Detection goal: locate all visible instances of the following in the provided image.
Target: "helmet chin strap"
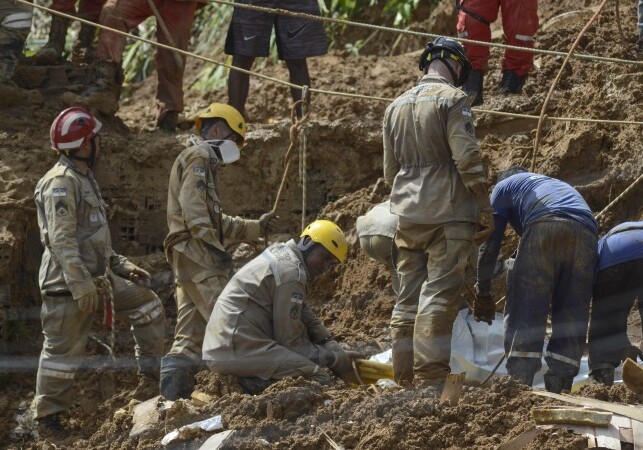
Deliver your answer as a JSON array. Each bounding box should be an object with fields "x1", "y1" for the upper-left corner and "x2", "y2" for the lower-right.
[
  {"x1": 69, "y1": 137, "x2": 97, "y2": 167},
  {"x1": 442, "y1": 59, "x2": 464, "y2": 87}
]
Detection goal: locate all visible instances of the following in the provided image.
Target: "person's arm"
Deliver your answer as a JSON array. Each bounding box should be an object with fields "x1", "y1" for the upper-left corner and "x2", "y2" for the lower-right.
[
  {"x1": 476, "y1": 213, "x2": 509, "y2": 295},
  {"x1": 42, "y1": 177, "x2": 95, "y2": 299},
  {"x1": 300, "y1": 302, "x2": 332, "y2": 344},
  {"x1": 382, "y1": 107, "x2": 400, "y2": 187},
  {"x1": 176, "y1": 153, "x2": 225, "y2": 249},
  {"x1": 272, "y1": 281, "x2": 332, "y2": 366},
  {"x1": 446, "y1": 96, "x2": 487, "y2": 196}
]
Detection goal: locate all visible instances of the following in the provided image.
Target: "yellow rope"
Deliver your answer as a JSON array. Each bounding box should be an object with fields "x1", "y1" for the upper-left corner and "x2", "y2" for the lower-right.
[
  {"x1": 19, "y1": 0, "x2": 643, "y2": 127},
  {"x1": 207, "y1": 0, "x2": 643, "y2": 67}
]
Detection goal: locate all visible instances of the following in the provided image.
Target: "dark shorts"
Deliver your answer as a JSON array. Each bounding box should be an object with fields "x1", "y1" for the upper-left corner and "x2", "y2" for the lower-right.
[{"x1": 224, "y1": 0, "x2": 328, "y2": 60}]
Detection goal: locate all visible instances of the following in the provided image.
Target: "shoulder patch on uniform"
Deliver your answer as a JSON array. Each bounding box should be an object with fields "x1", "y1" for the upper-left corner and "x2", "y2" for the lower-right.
[
  {"x1": 461, "y1": 106, "x2": 472, "y2": 117},
  {"x1": 52, "y1": 187, "x2": 67, "y2": 197},
  {"x1": 465, "y1": 122, "x2": 474, "y2": 136},
  {"x1": 192, "y1": 166, "x2": 206, "y2": 177},
  {"x1": 290, "y1": 292, "x2": 303, "y2": 320},
  {"x1": 55, "y1": 201, "x2": 69, "y2": 216},
  {"x1": 196, "y1": 179, "x2": 207, "y2": 192}
]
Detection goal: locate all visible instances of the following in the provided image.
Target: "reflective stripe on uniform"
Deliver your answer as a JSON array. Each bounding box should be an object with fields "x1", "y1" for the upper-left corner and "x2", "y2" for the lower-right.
[
  {"x1": 545, "y1": 351, "x2": 580, "y2": 368},
  {"x1": 40, "y1": 360, "x2": 77, "y2": 379},
  {"x1": 509, "y1": 350, "x2": 542, "y2": 359},
  {"x1": 39, "y1": 368, "x2": 76, "y2": 379},
  {"x1": 515, "y1": 34, "x2": 534, "y2": 42},
  {"x1": 188, "y1": 217, "x2": 212, "y2": 228},
  {"x1": 419, "y1": 296, "x2": 449, "y2": 312},
  {"x1": 392, "y1": 311, "x2": 418, "y2": 321},
  {"x1": 2, "y1": 12, "x2": 33, "y2": 29},
  {"x1": 458, "y1": 31, "x2": 469, "y2": 38},
  {"x1": 129, "y1": 299, "x2": 163, "y2": 327}
]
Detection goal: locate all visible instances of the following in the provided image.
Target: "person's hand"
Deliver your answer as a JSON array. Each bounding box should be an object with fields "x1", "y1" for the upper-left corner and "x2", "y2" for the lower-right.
[
  {"x1": 259, "y1": 211, "x2": 279, "y2": 234},
  {"x1": 329, "y1": 349, "x2": 364, "y2": 384},
  {"x1": 473, "y1": 291, "x2": 495, "y2": 325},
  {"x1": 130, "y1": 266, "x2": 151, "y2": 288},
  {"x1": 77, "y1": 289, "x2": 99, "y2": 313}
]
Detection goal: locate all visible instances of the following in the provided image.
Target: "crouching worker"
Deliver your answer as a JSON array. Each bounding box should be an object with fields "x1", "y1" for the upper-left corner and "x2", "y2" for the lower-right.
[{"x1": 202, "y1": 220, "x2": 361, "y2": 394}]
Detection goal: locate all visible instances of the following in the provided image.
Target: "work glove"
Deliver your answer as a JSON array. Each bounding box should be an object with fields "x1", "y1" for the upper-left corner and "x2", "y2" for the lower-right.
[
  {"x1": 258, "y1": 211, "x2": 279, "y2": 234},
  {"x1": 474, "y1": 205, "x2": 495, "y2": 246},
  {"x1": 329, "y1": 349, "x2": 364, "y2": 385},
  {"x1": 77, "y1": 288, "x2": 99, "y2": 313},
  {"x1": 473, "y1": 288, "x2": 495, "y2": 325},
  {"x1": 129, "y1": 265, "x2": 152, "y2": 288}
]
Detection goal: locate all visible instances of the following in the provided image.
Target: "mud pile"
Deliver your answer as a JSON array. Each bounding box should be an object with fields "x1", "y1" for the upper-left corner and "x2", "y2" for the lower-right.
[{"x1": 1, "y1": 0, "x2": 643, "y2": 448}]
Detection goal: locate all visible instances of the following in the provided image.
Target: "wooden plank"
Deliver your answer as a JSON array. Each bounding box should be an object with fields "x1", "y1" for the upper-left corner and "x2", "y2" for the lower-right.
[
  {"x1": 621, "y1": 428, "x2": 634, "y2": 443},
  {"x1": 595, "y1": 421, "x2": 622, "y2": 450},
  {"x1": 440, "y1": 372, "x2": 466, "y2": 405},
  {"x1": 633, "y1": 420, "x2": 643, "y2": 450},
  {"x1": 623, "y1": 358, "x2": 643, "y2": 394},
  {"x1": 497, "y1": 425, "x2": 545, "y2": 450},
  {"x1": 531, "y1": 391, "x2": 643, "y2": 422},
  {"x1": 532, "y1": 407, "x2": 611, "y2": 427}
]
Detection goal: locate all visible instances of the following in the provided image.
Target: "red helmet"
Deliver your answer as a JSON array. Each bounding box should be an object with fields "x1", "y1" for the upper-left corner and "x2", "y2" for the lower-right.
[{"x1": 50, "y1": 107, "x2": 102, "y2": 153}]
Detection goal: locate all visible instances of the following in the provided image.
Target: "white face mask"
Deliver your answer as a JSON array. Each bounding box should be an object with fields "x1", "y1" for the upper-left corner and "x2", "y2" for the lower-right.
[{"x1": 203, "y1": 139, "x2": 240, "y2": 165}]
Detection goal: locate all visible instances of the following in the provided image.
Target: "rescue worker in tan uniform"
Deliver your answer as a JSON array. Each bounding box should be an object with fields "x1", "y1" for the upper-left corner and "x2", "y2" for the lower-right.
[
  {"x1": 383, "y1": 37, "x2": 493, "y2": 385},
  {"x1": 160, "y1": 103, "x2": 278, "y2": 400},
  {"x1": 33, "y1": 107, "x2": 165, "y2": 431},
  {"x1": 202, "y1": 220, "x2": 361, "y2": 394}
]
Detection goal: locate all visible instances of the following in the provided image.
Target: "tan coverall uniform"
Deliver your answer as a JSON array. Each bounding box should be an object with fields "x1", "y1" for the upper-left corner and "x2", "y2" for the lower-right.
[
  {"x1": 162, "y1": 137, "x2": 261, "y2": 394},
  {"x1": 356, "y1": 200, "x2": 400, "y2": 294},
  {"x1": 33, "y1": 156, "x2": 165, "y2": 419},
  {"x1": 383, "y1": 74, "x2": 489, "y2": 381},
  {"x1": 202, "y1": 240, "x2": 334, "y2": 384}
]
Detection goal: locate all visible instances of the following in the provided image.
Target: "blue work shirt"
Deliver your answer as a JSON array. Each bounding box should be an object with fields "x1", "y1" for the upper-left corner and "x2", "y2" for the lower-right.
[
  {"x1": 596, "y1": 222, "x2": 643, "y2": 272},
  {"x1": 477, "y1": 173, "x2": 597, "y2": 294}
]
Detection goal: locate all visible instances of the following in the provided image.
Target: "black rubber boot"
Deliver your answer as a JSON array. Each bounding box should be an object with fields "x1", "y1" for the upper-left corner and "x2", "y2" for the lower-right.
[
  {"x1": 544, "y1": 373, "x2": 574, "y2": 393},
  {"x1": 38, "y1": 412, "x2": 63, "y2": 437},
  {"x1": 589, "y1": 367, "x2": 615, "y2": 386},
  {"x1": 462, "y1": 69, "x2": 484, "y2": 106},
  {"x1": 507, "y1": 358, "x2": 537, "y2": 386},
  {"x1": 159, "y1": 355, "x2": 196, "y2": 400},
  {"x1": 499, "y1": 70, "x2": 527, "y2": 94},
  {"x1": 237, "y1": 377, "x2": 272, "y2": 395}
]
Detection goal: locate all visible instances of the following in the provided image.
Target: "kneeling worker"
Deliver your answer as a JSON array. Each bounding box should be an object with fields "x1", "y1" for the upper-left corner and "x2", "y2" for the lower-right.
[{"x1": 202, "y1": 220, "x2": 360, "y2": 393}]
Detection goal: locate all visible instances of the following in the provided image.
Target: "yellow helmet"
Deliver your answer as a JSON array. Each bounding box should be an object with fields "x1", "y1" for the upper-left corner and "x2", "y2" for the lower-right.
[
  {"x1": 194, "y1": 103, "x2": 246, "y2": 143},
  {"x1": 300, "y1": 219, "x2": 348, "y2": 263}
]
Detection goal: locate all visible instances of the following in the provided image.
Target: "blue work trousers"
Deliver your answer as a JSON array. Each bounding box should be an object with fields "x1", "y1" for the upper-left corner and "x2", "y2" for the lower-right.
[{"x1": 505, "y1": 218, "x2": 597, "y2": 380}]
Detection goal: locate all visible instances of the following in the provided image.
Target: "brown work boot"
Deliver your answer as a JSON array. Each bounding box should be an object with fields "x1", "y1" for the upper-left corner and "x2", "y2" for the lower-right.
[
  {"x1": 33, "y1": 16, "x2": 70, "y2": 65},
  {"x1": 71, "y1": 23, "x2": 97, "y2": 64},
  {"x1": 391, "y1": 328, "x2": 414, "y2": 387}
]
